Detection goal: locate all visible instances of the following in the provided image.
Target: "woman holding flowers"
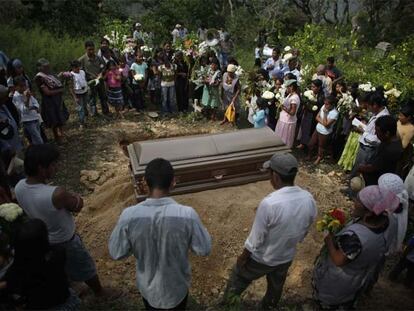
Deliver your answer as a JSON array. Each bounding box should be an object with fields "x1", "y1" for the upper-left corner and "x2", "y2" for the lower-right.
[
  {"x1": 297, "y1": 79, "x2": 324, "y2": 150},
  {"x1": 307, "y1": 96, "x2": 339, "y2": 165},
  {"x1": 201, "y1": 59, "x2": 221, "y2": 121},
  {"x1": 313, "y1": 185, "x2": 399, "y2": 309},
  {"x1": 275, "y1": 79, "x2": 300, "y2": 148}
]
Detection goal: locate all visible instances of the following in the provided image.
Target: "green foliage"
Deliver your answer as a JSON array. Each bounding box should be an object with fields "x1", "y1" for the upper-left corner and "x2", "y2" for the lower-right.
[
  {"x1": 140, "y1": 0, "x2": 215, "y2": 45},
  {"x1": 20, "y1": 0, "x2": 102, "y2": 36},
  {"x1": 100, "y1": 17, "x2": 133, "y2": 51},
  {"x1": 284, "y1": 25, "x2": 414, "y2": 105},
  {"x1": 0, "y1": 25, "x2": 85, "y2": 77}
]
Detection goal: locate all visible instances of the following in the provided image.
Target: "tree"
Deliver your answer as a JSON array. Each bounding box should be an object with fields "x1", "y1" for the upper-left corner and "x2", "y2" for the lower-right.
[{"x1": 20, "y1": 0, "x2": 103, "y2": 36}]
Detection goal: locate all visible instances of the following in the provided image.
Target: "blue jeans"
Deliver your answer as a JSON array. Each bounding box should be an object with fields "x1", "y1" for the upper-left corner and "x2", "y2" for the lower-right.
[
  {"x1": 220, "y1": 52, "x2": 229, "y2": 69},
  {"x1": 76, "y1": 93, "x2": 89, "y2": 124},
  {"x1": 161, "y1": 85, "x2": 177, "y2": 114},
  {"x1": 23, "y1": 120, "x2": 43, "y2": 145}
]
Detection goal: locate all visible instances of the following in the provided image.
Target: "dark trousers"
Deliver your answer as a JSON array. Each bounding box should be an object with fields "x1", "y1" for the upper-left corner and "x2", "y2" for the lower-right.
[
  {"x1": 175, "y1": 79, "x2": 188, "y2": 112},
  {"x1": 142, "y1": 294, "x2": 188, "y2": 310},
  {"x1": 350, "y1": 143, "x2": 377, "y2": 178},
  {"x1": 224, "y1": 258, "x2": 291, "y2": 309},
  {"x1": 88, "y1": 82, "x2": 109, "y2": 114},
  {"x1": 389, "y1": 257, "x2": 414, "y2": 287},
  {"x1": 131, "y1": 83, "x2": 145, "y2": 111},
  {"x1": 308, "y1": 130, "x2": 331, "y2": 158}
]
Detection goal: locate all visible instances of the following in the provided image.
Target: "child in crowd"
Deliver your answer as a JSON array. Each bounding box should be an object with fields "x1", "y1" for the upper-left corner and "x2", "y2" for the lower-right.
[
  {"x1": 118, "y1": 57, "x2": 132, "y2": 110},
  {"x1": 147, "y1": 64, "x2": 161, "y2": 108},
  {"x1": 130, "y1": 53, "x2": 148, "y2": 111},
  {"x1": 254, "y1": 43, "x2": 263, "y2": 68},
  {"x1": 104, "y1": 60, "x2": 124, "y2": 118},
  {"x1": 389, "y1": 235, "x2": 414, "y2": 288},
  {"x1": 252, "y1": 97, "x2": 268, "y2": 128},
  {"x1": 159, "y1": 59, "x2": 177, "y2": 115},
  {"x1": 69, "y1": 60, "x2": 89, "y2": 128},
  {"x1": 6, "y1": 59, "x2": 32, "y2": 95},
  {"x1": 307, "y1": 95, "x2": 339, "y2": 165},
  {"x1": 201, "y1": 59, "x2": 221, "y2": 121},
  {"x1": 12, "y1": 76, "x2": 43, "y2": 145}
]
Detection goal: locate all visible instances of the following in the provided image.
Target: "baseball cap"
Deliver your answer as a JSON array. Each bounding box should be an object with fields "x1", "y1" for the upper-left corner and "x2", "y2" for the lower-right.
[{"x1": 263, "y1": 153, "x2": 298, "y2": 176}]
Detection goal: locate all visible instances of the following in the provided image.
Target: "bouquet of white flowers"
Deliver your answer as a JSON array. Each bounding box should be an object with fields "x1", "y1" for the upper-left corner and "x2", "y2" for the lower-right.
[
  {"x1": 0, "y1": 203, "x2": 23, "y2": 222},
  {"x1": 134, "y1": 74, "x2": 144, "y2": 81},
  {"x1": 337, "y1": 92, "x2": 356, "y2": 114},
  {"x1": 384, "y1": 88, "x2": 402, "y2": 98},
  {"x1": 358, "y1": 82, "x2": 376, "y2": 92},
  {"x1": 0, "y1": 203, "x2": 25, "y2": 240},
  {"x1": 303, "y1": 90, "x2": 319, "y2": 112}
]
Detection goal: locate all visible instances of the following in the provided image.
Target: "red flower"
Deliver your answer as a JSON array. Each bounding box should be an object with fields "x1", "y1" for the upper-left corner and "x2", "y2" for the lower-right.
[{"x1": 329, "y1": 209, "x2": 346, "y2": 225}]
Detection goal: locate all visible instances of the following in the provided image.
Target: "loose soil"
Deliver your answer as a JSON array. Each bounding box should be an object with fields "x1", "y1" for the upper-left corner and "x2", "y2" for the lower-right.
[{"x1": 53, "y1": 111, "x2": 414, "y2": 310}]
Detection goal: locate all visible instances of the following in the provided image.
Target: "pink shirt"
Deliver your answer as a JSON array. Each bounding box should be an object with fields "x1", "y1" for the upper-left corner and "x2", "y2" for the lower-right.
[
  {"x1": 106, "y1": 70, "x2": 122, "y2": 88},
  {"x1": 119, "y1": 65, "x2": 130, "y2": 78}
]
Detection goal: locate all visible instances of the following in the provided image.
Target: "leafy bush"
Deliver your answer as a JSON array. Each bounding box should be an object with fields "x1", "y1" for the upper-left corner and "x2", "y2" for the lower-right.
[
  {"x1": 0, "y1": 24, "x2": 86, "y2": 77},
  {"x1": 100, "y1": 17, "x2": 133, "y2": 51},
  {"x1": 284, "y1": 24, "x2": 414, "y2": 104}
]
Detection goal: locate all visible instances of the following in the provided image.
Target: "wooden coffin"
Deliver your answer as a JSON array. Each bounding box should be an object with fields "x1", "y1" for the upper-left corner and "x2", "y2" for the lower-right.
[{"x1": 128, "y1": 127, "x2": 290, "y2": 201}]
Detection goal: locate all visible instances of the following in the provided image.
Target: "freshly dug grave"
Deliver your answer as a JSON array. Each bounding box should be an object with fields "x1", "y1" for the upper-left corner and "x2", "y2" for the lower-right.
[{"x1": 76, "y1": 159, "x2": 414, "y2": 309}]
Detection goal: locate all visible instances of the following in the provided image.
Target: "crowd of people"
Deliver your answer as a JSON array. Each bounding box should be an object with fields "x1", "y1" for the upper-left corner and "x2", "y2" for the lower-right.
[{"x1": 0, "y1": 21, "x2": 413, "y2": 310}]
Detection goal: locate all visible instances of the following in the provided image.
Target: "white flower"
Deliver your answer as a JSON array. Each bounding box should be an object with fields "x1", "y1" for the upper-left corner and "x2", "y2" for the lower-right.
[
  {"x1": 358, "y1": 82, "x2": 376, "y2": 92},
  {"x1": 385, "y1": 88, "x2": 402, "y2": 98},
  {"x1": 235, "y1": 66, "x2": 244, "y2": 77},
  {"x1": 303, "y1": 90, "x2": 316, "y2": 102},
  {"x1": 123, "y1": 46, "x2": 135, "y2": 54},
  {"x1": 284, "y1": 46, "x2": 292, "y2": 52},
  {"x1": 0, "y1": 203, "x2": 23, "y2": 222},
  {"x1": 312, "y1": 105, "x2": 318, "y2": 111},
  {"x1": 283, "y1": 53, "x2": 293, "y2": 62},
  {"x1": 134, "y1": 74, "x2": 144, "y2": 81},
  {"x1": 337, "y1": 92, "x2": 355, "y2": 113}
]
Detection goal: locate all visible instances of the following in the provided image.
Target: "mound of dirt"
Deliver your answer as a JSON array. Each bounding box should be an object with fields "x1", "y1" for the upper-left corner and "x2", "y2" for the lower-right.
[{"x1": 68, "y1": 117, "x2": 413, "y2": 309}]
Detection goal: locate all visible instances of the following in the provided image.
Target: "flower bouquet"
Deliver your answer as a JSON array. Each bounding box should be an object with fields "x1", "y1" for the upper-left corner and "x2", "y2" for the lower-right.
[
  {"x1": 303, "y1": 90, "x2": 318, "y2": 112},
  {"x1": 358, "y1": 82, "x2": 376, "y2": 93},
  {"x1": 337, "y1": 92, "x2": 356, "y2": 115},
  {"x1": 0, "y1": 203, "x2": 25, "y2": 239},
  {"x1": 316, "y1": 208, "x2": 347, "y2": 234}
]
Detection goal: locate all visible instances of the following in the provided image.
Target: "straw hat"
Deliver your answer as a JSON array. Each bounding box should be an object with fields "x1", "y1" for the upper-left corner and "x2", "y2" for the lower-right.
[{"x1": 227, "y1": 64, "x2": 237, "y2": 73}]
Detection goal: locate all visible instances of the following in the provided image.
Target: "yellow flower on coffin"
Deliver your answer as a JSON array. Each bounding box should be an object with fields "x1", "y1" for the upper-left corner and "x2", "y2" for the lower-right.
[
  {"x1": 316, "y1": 219, "x2": 328, "y2": 232},
  {"x1": 328, "y1": 219, "x2": 341, "y2": 231}
]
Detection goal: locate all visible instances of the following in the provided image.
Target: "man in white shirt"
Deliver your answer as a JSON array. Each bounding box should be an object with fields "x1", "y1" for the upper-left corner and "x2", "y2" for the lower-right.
[
  {"x1": 312, "y1": 64, "x2": 332, "y2": 97},
  {"x1": 223, "y1": 153, "x2": 317, "y2": 309},
  {"x1": 109, "y1": 158, "x2": 211, "y2": 310},
  {"x1": 282, "y1": 57, "x2": 302, "y2": 84},
  {"x1": 350, "y1": 92, "x2": 390, "y2": 178},
  {"x1": 263, "y1": 48, "x2": 284, "y2": 79},
  {"x1": 171, "y1": 24, "x2": 181, "y2": 44}
]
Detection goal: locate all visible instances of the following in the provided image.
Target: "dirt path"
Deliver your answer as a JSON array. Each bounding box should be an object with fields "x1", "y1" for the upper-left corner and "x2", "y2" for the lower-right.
[{"x1": 54, "y1": 113, "x2": 414, "y2": 310}]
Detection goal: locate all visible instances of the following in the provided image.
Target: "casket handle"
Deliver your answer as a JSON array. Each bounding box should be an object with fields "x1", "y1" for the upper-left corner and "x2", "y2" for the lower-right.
[{"x1": 212, "y1": 169, "x2": 227, "y2": 181}]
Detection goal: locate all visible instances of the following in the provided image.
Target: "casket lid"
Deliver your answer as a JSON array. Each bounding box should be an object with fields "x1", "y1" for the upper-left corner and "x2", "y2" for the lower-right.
[{"x1": 129, "y1": 127, "x2": 285, "y2": 166}]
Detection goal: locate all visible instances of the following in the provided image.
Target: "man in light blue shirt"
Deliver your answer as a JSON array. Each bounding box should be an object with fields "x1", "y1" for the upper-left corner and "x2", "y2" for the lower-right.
[
  {"x1": 263, "y1": 48, "x2": 284, "y2": 79},
  {"x1": 109, "y1": 158, "x2": 211, "y2": 310}
]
